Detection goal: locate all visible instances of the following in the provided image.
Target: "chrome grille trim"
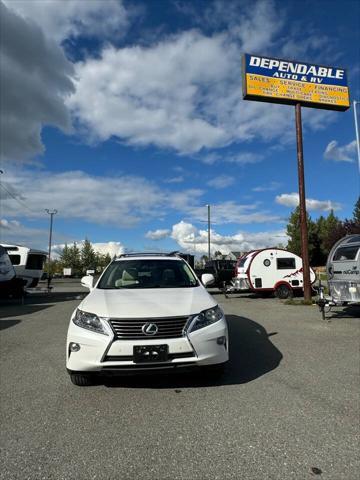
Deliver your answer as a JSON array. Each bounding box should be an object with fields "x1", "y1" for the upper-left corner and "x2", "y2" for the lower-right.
[{"x1": 109, "y1": 316, "x2": 190, "y2": 340}]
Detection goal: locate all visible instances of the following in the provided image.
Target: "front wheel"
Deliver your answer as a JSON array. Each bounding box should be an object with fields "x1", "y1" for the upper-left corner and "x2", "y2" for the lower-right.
[
  {"x1": 69, "y1": 373, "x2": 95, "y2": 386},
  {"x1": 275, "y1": 284, "x2": 293, "y2": 299}
]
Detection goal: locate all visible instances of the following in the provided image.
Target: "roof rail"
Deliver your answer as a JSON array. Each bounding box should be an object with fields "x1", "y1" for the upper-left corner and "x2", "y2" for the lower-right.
[{"x1": 117, "y1": 252, "x2": 182, "y2": 258}]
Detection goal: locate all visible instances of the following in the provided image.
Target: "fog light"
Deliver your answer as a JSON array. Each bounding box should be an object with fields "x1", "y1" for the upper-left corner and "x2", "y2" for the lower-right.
[
  {"x1": 69, "y1": 342, "x2": 80, "y2": 352},
  {"x1": 216, "y1": 336, "x2": 226, "y2": 345}
]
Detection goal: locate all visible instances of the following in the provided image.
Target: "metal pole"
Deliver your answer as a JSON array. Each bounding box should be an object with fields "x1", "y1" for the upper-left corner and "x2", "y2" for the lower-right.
[
  {"x1": 207, "y1": 204, "x2": 211, "y2": 260},
  {"x1": 295, "y1": 103, "x2": 312, "y2": 302},
  {"x1": 353, "y1": 101, "x2": 360, "y2": 177},
  {"x1": 45, "y1": 209, "x2": 57, "y2": 289}
]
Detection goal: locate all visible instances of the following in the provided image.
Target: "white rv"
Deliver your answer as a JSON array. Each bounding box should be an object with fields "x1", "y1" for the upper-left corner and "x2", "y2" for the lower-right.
[
  {"x1": 1, "y1": 244, "x2": 47, "y2": 288},
  {"x1": 232, "y1": 248, "x2": 316, "y2": 299},
  {"x1": 326, "y1": 234, "x2": 360, "y2": 304}
]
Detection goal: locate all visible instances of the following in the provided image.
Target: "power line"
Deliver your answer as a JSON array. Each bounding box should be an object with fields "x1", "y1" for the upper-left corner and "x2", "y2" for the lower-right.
[{"x1": 0, "y1": 182, "x2": 35, "y2": 215}]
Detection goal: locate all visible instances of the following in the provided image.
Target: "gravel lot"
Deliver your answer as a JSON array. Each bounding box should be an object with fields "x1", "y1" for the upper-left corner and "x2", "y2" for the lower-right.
[{"x1": 0, "y1": 280, "x2": 359, "y2": 480}]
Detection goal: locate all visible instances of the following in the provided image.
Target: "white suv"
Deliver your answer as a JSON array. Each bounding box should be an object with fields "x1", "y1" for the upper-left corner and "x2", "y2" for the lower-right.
[{"x1": 66, "y1": 253, "x2": 229, "y2": 385}]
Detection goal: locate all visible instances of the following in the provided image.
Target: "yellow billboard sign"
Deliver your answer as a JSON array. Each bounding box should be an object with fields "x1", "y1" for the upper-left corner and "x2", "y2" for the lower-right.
[{"x1": 243, "y1": 54, "x2": 350, "y2": 111}]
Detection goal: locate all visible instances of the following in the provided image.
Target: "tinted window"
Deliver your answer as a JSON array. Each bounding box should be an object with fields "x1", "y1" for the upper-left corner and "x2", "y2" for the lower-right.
[
  {"x1": 26, "y1": 254, "x2": 46, "y2": 270},
  {"x1": 277, "y1": 258, "x2": 296, "y2": 270},
  {"x1": 333, "y1": 246, "x2": 359, "y2": 261},
  {"x1": 9, "y1": 254, "x2": 21, "y2": 265},
  {"x1": 98, "y1": 259, "x2": 199, "y2": 289}
]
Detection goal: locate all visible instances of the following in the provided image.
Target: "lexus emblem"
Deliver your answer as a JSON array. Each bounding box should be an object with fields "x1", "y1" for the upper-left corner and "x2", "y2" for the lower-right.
[{"x1": 142, "y1": 323, "x2": 158, "y2": 336}]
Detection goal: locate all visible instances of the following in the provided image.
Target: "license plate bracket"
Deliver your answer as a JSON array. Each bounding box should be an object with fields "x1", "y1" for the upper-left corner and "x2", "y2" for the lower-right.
[{"x1": 133, "y1": 344, "x2": 169, "y2": 363}]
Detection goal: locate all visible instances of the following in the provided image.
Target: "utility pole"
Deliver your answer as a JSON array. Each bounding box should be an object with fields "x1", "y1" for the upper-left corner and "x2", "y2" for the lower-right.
[
  {"x1": 45, "y1": 209, "x2": 57, "y2": 289},
  {"x1": 353, "y1": 101, "x2": 360, "y2": 178},
  {"x1": 206, "y1": 204, "x2": 211, "y2": 261},
  {"x1": 295, "y1": 104, "x2": 311, "y2": 302}
]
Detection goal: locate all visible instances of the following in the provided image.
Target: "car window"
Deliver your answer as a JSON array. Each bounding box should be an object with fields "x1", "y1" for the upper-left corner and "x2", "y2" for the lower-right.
[
  {"x1": 333, "y1": 246, "x2": 359, "y2": 261},
  {"x1": 98, "y1": 259, "x2": 199, "y2": 289}
]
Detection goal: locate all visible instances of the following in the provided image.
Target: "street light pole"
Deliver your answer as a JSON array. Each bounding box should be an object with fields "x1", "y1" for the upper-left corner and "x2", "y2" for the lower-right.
[
  {"x1": 45, "y1": 209, "x2": 57, "y2": 289},
  {"x1": 206, "y1": 204, "x2": 211, "y2": 260}
]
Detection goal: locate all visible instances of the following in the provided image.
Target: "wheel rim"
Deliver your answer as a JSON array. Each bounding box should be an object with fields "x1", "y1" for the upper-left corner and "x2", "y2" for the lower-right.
[{"x1": 277, "y1": 285, "x2": 290, "y2": 299}]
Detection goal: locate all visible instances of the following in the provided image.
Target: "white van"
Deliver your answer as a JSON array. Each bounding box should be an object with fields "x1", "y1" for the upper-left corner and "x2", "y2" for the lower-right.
[{"x1": 232, "y1": 248, "x2": 316, "y2": 299}]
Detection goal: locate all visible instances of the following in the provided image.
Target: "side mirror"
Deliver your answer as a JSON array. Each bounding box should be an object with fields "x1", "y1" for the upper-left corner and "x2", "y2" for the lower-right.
[
  {"x1": 81, "y1": 275, "x2": 94, "y2": 290},
  {"x1": 201, "y1": 273, "x2": 215, "y2": 287}
]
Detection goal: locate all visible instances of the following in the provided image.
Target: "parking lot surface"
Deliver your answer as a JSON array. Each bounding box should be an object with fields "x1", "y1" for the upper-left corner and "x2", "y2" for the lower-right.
[{"x1": 0, "y1": 280, "x2": 359, "y2": 480}]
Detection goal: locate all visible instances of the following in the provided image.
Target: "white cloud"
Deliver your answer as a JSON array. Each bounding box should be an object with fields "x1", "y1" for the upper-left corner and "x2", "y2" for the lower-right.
[
  {"x1": 184, "y1": 201, "x2": 282, "y2": 225},
  {"x1": 4, "y1": 0, "x2": 132, "y2": 43},
  {"x1": 163, "y1": 176, "x2": 184, "y2": 184},
  {"x1": 2, "y1": 169, "x2": 166, "y2": 227},
  {"x1": 200, "y1": 152, "x2": 264, "y2": 165},
  {"x1": 67, "y1": 1, "x2": 335, "y2": 156},
  {"x1": 145, "y1": 229, "x2": 171, "y2": 240},
  {"x1": 324, "y1": 140, "x2": 357, "y2": 163},
  {"x1": 0, "y1": 218, "x2": 70, "y2": 250},
  {"x1": 252, "y1": 181, "x2": 281, "y2": 192},
  {"x1": 207, "y1": 175, "x2": 235, "y2": 189},
  {"x1": 171, "y1": 220, "x2": 287, "y2": 255},
  {"x1": 275, "y1": 193, "x2": 342, "y2": 212}
]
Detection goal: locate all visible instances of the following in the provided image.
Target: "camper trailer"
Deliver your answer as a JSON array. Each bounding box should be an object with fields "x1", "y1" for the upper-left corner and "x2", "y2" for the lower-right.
[
  {"x1": 230, "y1": 248, "x2": 316, "y2": 299},
  {"x1": 1, "y1": 244, "x2": 47, "y2": 288},
  {"x1": 326, "y1": 234, "x2": 360, "y2": 304},
  {"x1": 0, "y1": 245, "x2": 25, "y2": 298}
]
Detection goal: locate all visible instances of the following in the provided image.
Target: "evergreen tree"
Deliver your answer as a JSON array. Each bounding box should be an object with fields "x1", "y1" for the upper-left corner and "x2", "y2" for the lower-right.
[
  {"x1": 317, "y1": 210, "x2": 343, "y2": 254},
  {"x1": 353, "y1": 196, "x2": 360, "y2": 225},
  {"x1": 286, "y1": 207, "x2": 318, "y2": 264},
  {"x1": 68, "y1": 242, "x2": 82, "y2": 275},
  {"x1": 81, "y1": 239, "x2": 96, "y2": 273}
]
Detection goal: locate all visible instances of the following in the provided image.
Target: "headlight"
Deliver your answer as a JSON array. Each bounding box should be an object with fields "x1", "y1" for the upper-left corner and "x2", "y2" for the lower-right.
[
  {"x1": 187, "y1": 305, "x2": 224, "y2": 333},
  {"x1": 72, "y1": 309, "x2": 109, "y2": 335}
]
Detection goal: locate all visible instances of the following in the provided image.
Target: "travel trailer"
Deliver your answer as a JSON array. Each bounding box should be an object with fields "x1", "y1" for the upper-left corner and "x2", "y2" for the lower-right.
[
  {"x1": 1, "y1": 244, "x2": 47, "y2": 288},
  {"x1": 326, "y1": 234, "x2": 360, "y2": 304},
  {"x1": 0, "y1": 245, "x2": 25, "y2": 298},
  {"x1": 230, "y1": 248, "x2": 316, "y2": 298}
]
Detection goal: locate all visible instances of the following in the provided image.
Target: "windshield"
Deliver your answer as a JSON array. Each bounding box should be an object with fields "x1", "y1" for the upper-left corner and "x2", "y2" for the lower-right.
[{"x1": 98, "y1": 259, "x2": 199, "y2": 289}]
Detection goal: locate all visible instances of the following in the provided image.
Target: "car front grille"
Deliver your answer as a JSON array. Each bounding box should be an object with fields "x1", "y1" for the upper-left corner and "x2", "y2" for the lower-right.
[{"x1": 109, "y1": 316, "x2": 190, "y2": 340}]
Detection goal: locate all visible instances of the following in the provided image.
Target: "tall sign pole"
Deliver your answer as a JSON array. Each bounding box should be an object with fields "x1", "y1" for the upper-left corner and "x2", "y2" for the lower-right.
[
  {"x1": 295, "y1": 103, "x2": 312, "y2": 301},
  {"x1": 45, "y1": 209, "x2": 57, "y2": 289},
  {"x1": 243, "y1": 54, "x2": 350, "y2": 302}
]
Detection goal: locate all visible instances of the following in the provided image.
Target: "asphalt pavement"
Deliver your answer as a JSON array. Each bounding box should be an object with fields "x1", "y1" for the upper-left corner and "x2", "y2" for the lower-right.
[{"x1": 0, "y1": 280, "x2": 359, "y2": 480}]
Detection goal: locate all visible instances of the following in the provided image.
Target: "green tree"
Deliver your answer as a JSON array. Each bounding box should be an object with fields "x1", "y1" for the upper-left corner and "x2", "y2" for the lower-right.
[
  {"x1": 317, "y1": 210, "x2": 343, "y2": 257},
  {"x1": 286, "y1": 207, "x2": 319, "y2": 264},
  {"x1": 81, "y1": 239, "x2": 96, "y2": 274},
  {"x1": 68, "y1": 242, "x2": 82, "y2": 276},
  {"x1": 59, "y1": 243, "x2": 72, "y2": 268},
  {"x1": 353, "y1": 196, "x2": 360, "y2": 225}
]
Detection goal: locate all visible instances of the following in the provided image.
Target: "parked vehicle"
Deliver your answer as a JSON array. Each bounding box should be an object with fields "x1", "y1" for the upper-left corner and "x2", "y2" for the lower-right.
[
  {"x1": 1, "y1": 244, "x2": 47, "y2": 288},
  {"x1": 66, "y1": 252, "x2": 229, "y2": 386},
  {"x1": 0, "y1": 245, "x2": 26, "y2": 298},
  {"x1": 229, "y1": 248, "x2": 316, "y2": 299},
  {"x1": 195, "y1": 259, "x2": 237, "y2": 289},
  {"x1": 326, "y1": 234, "x2": 360, "y2": 304}
]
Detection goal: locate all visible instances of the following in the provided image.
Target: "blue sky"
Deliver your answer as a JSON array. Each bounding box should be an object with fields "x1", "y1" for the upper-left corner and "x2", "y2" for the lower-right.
[{"x1": 0, "y1": 0, "x2": 359, "y2": 257}]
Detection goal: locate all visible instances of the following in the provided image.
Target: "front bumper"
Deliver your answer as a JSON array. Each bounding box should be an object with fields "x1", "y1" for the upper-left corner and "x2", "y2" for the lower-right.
[{"x1": 66, "y1": 316, "x2": 229, "y2": 373}]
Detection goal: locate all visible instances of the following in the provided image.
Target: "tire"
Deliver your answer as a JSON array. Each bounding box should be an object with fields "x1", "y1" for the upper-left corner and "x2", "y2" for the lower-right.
[
  {"x1": 275, "y1": 284, "x2": 293, "y2": 299},
  {"x1": 70, "y1": 373, "x2": 95, "y2": 386}
]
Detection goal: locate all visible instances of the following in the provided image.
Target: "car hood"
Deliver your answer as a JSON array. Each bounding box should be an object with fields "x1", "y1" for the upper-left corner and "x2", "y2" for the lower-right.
[{"x1": 80, "y1": 286, "x2": 217, "y2": 318}]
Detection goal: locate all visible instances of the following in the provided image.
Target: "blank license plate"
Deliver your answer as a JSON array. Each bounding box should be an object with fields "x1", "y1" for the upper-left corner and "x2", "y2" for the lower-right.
[{"x1": 133, "y1": 345, "x2": 168, "y2": 363}]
